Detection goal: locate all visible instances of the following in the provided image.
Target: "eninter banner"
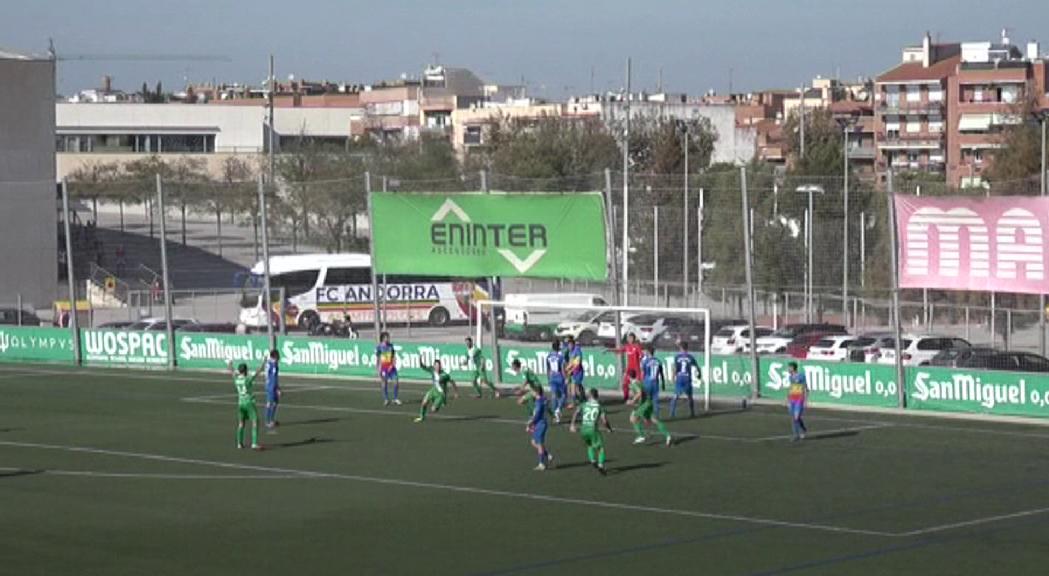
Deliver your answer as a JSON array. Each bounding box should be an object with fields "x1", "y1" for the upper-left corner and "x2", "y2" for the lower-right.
[
  {"x1": 370, "y1": 192, "x2": 608, "y2": 280},
  {"x1": 895, "y1": 195, "x2": 1049, "y2": 294}
]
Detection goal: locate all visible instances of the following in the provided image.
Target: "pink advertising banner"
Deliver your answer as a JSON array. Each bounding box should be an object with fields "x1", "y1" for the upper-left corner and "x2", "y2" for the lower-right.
[{"x1": 895, "y1": 195, "x2": 1049, "y2": 294}]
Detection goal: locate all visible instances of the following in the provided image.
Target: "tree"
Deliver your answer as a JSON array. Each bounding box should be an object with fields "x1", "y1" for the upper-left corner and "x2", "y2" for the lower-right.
[
  {"x1": 66, "y1": 159, "x2": 122, "y2": 223},
  {"x1": 205, "y1": 156, "x2": 255, "y2": 257},
  {"x1": 783, "y1": 107, "x2": 844, "y2": 177},
  {"x1": 986, "y1": 104, "x2": 1046, "y2": 195}
]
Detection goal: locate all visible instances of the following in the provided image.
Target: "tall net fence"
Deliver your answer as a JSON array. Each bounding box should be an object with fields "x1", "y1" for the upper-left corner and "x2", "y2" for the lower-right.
[{"x1": 20, "y1": 167, "x2": 1041, "y2": 356}]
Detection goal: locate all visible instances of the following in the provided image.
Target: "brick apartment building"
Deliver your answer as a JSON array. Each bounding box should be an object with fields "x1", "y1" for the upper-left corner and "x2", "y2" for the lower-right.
[{"x1": 875, "y1": 32, "x2": 1048, "y2": 188}]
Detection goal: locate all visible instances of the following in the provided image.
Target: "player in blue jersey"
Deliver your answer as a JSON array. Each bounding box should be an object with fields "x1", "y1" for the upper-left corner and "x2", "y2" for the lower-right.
[
  {"x1": 632, "y1": 345, "x2": 672, "y2": 446},
  {"x1": 525, "y1": 372, "x2": 555, "y2": 471},
  {"x1": 547, "y1": 340, "x2": 568, "y2": 423},
  {"x1": 670, "y1": 341, "x2": 699, "y2": 418},
  {"x1": 264, "y1": 349, "x2": 281, "y2": 429},
  {"x1": 565, "y1": 336, "x2": 586, "y2": 408},
  {"x1": 376, "y1": 332, "x2": 401, "y2": 406}
]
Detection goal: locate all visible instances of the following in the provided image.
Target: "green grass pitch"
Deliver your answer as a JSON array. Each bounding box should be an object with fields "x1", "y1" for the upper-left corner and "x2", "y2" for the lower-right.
[{"x1": 2, "y1": 363, "x2": 1049, "y2": 575}]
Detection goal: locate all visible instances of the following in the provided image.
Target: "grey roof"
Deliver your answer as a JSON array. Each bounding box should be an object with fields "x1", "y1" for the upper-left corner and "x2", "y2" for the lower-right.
[{"x1": 0, "y1": 47, "x2": 41, "y2": 60}]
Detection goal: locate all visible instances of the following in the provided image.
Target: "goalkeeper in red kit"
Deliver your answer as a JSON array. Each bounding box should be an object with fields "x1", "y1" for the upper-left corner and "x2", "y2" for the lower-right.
[{"x1": 605, "y1": 332, "x2": 643, "y2": 403}]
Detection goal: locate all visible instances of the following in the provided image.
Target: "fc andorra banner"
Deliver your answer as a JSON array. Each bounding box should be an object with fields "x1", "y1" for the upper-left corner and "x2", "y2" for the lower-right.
[
  {"x1": 895, "y1": 195, "x2": 1049, "y2": 294},
  {"x1": 370, "y1": 192, "x2": 608, "y2": 280}
]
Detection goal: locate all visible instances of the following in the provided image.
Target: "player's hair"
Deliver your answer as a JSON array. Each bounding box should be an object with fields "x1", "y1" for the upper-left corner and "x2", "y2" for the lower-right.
[
  {"x1": 626, "y1": 332, "x2": 636, "y2": 342},
  {"x1": 646, "y1": 344, "x2": 656, "y2": 354},
  {"x1": 588, "y1": 388, "x2": 600, "y2": 400},
  {"x1": 237, "y1": 363, "x2": 248, "y2": 374},
  {"x1": 270, "y1": 349, "x2": 279, "y2": 360},
  {"x1": 511, "y1": 359, "x2": 522, "y2": 370},
  {"x1": 566, "y1": 335, "x2": 575, "y2": 344},
  {"x1": 465, "y1": 336, "x2": 473, "y2": 344},
  {"x1": 433, "y1": 359, "x2": 442, "y2": 369},
  {"x1": 679, "y1": 341, "x2": 688, "y2": 351},
  {"x1": 788, "y1": 361, "x2": 798, "y2": 371},
  {"x1": 552, "y1": 340, "x2": 561, "y2": 351},
  {"x1": 379, "y1": 331, "x2": 389, "y2": 342}
]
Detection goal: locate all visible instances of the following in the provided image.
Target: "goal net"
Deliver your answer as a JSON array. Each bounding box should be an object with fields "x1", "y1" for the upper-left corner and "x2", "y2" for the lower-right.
[{"x1": 471, "y1": 298, "x2": 716, "y2": 411}]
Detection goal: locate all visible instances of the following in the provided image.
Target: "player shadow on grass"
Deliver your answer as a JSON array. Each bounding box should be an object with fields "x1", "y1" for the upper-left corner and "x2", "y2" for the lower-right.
[
  {"x1": 0, "y1": 427, "x2": 25, "y2": 433},
  {"x1": 783, "y1": 430, "x2": 861, "y2": 442},
  {"x1": 279, "y1": 417, "x2": 343, "y2": 427},
  {"x1": 268, "y1": 437, "x2": 336, "y2": 449},
  {"x1": 0, "y1": 469, "x2": 44, "y2": 479}
]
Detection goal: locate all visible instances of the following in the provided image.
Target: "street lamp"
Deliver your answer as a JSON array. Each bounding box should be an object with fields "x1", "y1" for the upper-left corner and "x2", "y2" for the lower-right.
[
  {"x1": 795, "y1": 184, "x2": 825, "y2": 322},
  {"x1": 837, "y1": 116, "x2": 858, "y2": 327},
  {"x1": 1036, "y1": 109, "x2": 1048, "y2": 356}
]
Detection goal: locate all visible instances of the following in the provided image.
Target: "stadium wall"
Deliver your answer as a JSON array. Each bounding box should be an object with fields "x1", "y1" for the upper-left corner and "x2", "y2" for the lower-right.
[
  {"x1": 0, "y1": 54, "x2": 57, "y2": 309},
  {"x1": 5, "y1": 326, "x2": 1049, "y2": 420}
]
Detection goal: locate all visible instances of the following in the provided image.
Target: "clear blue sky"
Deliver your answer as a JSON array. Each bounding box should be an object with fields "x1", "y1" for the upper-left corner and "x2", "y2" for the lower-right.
[{"x1": 5, "y1": 0, "x2": 1048, "y2": 97}]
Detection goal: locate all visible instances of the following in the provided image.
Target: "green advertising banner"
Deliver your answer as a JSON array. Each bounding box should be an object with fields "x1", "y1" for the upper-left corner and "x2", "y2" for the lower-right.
[
  {"x1": 370, "y1": 192, "x2": 608, "y2": 280},
  {"x1": 0, "y1": 326, "x2": 75, "y2": 364},
  {"x1": 908, "y1": 366, "x2": 1049, "y2": 418},
  {"x1": 82, "y1": 329, "x2": 170, "y2": 367},
  {"x1": 761, "y1": 358, "x2": 900, "y2": 408}
]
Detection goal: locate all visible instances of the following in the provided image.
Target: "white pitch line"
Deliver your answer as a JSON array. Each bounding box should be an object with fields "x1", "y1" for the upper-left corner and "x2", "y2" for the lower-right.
[
  {"x1": 900, "y1": 506, "x2": 1049, "y2": 537},
  {"x1": 0, "y1": 467, "x2": 306, "y2": 480},
  {"x1": 752, "y1": 423, "x2": 894, "y2": 442},
  {"x1": 0, "y1": 439, "x2": 893, "y2": 537},
  {"x1": 8, "y1": 364, "x2": 1049, "y2": 440}
]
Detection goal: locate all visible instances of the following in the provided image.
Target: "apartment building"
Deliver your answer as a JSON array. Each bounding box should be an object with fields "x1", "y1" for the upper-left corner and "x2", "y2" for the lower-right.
[
  {"x1": 876, "y1": 32, "x2": 1048, "y2": 187},
  {"x1": 948, "y1": 37, "x2": 1047, "y2": 187}
]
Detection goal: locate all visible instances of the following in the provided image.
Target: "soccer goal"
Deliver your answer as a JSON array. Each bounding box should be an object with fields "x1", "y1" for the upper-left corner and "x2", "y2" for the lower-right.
[{"x1": 472, "y1": 299, "x2": 715, "y2": 411}]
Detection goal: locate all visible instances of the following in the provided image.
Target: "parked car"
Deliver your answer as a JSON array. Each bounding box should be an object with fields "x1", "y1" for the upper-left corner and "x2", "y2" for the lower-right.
[
  {"x1": 846, "y1": 332, "x2": 896, "y2": 363},
  {"x1": 806, "y1": 335, "x2": 864, "y2": 362},
  {"x1": 178, "y1": 322, "x2": 239, "y2": 334},
  {"x1": 503, "y1": 293, "x2": 607, "y2": 341},
  {"x1": 0, "y1": 307, "x2": 42, "y2": 326},
  {"x1": 785, "y1": 332, "x2": 844, "y2": 359},
  {"x1": 753, "y1": 323, "x2": 848, "y2": 355},
  {"x1": 622, "y1": 313, "x2": 672, "y2": 344},
  {"x1": 95, "y1": 321, "x2": 136, "y2": 330},
  {"x1": 596, "y1": 313, "x2": 640, "y2": 345},
  {"x1": 657, "y1": 317, "x2": 745, "y2": 351},
  {"x1": 711, "y1": 325, "x2": 773, "y2": 355},
  {"x1": 126, "y1": 317, "x2": 201, "y2": 332},
  {"x1": 555, "y1": 310, "x2": 614, "y2": 346},
  {"x1": 877, "y1": 335, "x2": 970, "y2": 366},
  {"x1": 930, "y1": 348, "x2": 1049, "y2": 373}
]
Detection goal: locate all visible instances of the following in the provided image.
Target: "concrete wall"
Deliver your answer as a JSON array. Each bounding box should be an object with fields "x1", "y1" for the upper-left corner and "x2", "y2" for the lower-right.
[{"x1": 0, "y1": 56, "x2": 57, "y2": 309}]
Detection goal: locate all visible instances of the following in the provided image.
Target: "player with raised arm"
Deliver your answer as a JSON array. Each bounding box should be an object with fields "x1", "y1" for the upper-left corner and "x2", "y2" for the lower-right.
[
  {"x1": 514, "y1": 358, "x2": 544, "y2": 417},
  {"x1": 787, "y1": 361, "x2": 808, "y2": 441},
  {"x1": 606, "y1": 332, "x2": 643, "y2": 404},
  {"x1": 518, "y1": 360, "x2": 554, "y2": 471},
  {"x1": 263, "y1": 349, "x2": 281, "y2": 429},
  {"x1": 570, "y1": 388, "x2": 613, "y2": 475},
  {"x1": 670, "y1": 341, "x2": 699, "y2": 419},
  {"x1": 228, "y1": 360, "x2": 265, "y2": 450},
  {"x1": 376, "y1": 332, "x2": 401, "y2": 406},
  {"x1": 414, "y1": 359, "x2": 459, "y2": 423},
  {"x1": 565, "y1": 336, "x2": 586, "y2": 408},
  {"x1": 631, "y1": 346, "x2": 672, "y2": 446},
  {"x1": 465, "y1": 336, "x2": 499, "y2": 398},
  {"x1": 547, "y1": 340, "x2": 568, "y2": 423}
]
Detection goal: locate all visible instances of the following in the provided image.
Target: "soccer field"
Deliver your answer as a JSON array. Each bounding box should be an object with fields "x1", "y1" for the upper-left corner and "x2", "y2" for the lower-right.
[{"x1": 2, "y1": 364, "x2": 1049, "y2": 575}]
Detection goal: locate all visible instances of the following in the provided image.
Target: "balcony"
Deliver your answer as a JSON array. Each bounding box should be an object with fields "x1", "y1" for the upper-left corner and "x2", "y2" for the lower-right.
[
  {"x1": 877, "y1": 100, "x2": 944, "y2": 116},
  {"x1": 877, "y1": 132, "x2": 945, "y2": 150},
  {"x1": 846, "y1": 146, "x2": 876, "y2": 160}
]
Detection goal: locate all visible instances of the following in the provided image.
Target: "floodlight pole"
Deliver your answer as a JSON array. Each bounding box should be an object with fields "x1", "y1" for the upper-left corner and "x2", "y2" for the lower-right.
[
  {"x1": 683, "y1": 130, "x2": 690, "y2": 306},
  {"x1": 61, "y1": 180, "x2": 81, "y2": 366},
  {"x1": 365, "y1": 172, "x2": 382, "y2": 344},
  {"x1": 842, "y1": 121, "x2": 851, "y2": 327},
  {"x1": 257, "y1": 175, "x2": 275, "y2": 351},
  {"x1": 622, "y1": 57, "x2": 632, "y2": 307},
  {"x1": 741, "y1": 167, "x2": 760, "y2": 398},
  {"x1": 157, "y1": 175, "x2": 176, "y2": 369},
  {"x1": 1040, "y1": 114, "x2": 1047, "y2": 356},
  {"x1": 887, "y1": 170, "x2": 906, "y2": 408}
]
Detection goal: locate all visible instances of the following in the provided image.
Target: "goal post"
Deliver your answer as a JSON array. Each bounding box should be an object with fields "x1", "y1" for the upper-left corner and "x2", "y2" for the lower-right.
[{"x1": 472, "y1": 299, "x2": 714, "y2": 411}]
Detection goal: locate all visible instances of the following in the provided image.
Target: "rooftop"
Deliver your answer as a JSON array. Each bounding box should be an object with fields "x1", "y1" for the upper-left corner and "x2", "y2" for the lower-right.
[{"x1": 876, "y1": 54, "x2": 961, "y2": 83}]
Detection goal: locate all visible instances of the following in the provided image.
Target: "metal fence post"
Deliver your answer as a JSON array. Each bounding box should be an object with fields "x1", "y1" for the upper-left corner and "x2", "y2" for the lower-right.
[
  {"x1": 697, "y1": 188, "x2": 704, "y2": 300},
  {"x1": 887, "y1": 170, "x2": 905, "y2": 408},
  {"x1": 683, "y1": 186, "x2": 689, "y2": 309},
  {"x1": 257, "y1": 175, "x2": 275, "y2": 351},
  {"x1": 990, "y1": 293, "x2": 996, "y2": 349},
  {"x1": 604, "y1": 169, "x2": 621, "y2": 307},
  {"x1": 653, "y1": 205, "x2": 659, "y2": 305},
  {"x1": 61, "y1": 180, "x2": 82, "y2": 365},
  {"x1": 157, "y1": 175, "x2": 176, "y2": 369},
  {"x1": 740, "y1": 168, "x2": 760, "y2": 399},
  {"x1": 365, "y1": 172, "x2": 381, "y2": 343},
  {"x1": 278, "y1": 286, "x2": 287, "y2": 336}
]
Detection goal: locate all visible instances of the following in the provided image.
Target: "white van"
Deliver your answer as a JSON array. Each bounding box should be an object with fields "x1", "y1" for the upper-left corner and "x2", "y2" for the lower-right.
[{"x1": 503, "y1": 293, "x2": 608, "y2": 341}]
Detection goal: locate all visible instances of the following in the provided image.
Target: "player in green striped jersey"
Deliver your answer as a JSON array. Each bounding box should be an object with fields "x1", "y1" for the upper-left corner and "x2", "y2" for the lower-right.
[
  {"x1": 465, "y1": 337, "x2": 499, "y2": 398},
  {"x1": 414, "y1": 359, "x2": 459, "y2": 422},
  {"x1": 570, "y1": 388, "x2": 613, "y2": 475},
  {"x1": 228, "y1": 360, "x2": 265, "y2": 450}
]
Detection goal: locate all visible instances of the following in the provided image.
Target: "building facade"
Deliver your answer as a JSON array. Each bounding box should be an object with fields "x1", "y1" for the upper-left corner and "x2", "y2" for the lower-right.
[{"x1": 0, "y1": 50, "x2": 58, "y2": 308}]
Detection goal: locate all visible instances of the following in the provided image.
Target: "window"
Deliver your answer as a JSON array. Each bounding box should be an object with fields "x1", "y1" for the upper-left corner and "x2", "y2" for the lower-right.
[
  {"x1": 906, "y1": 85, "x2": 921, "y2": 102},
  {"x1": 917, "y1": 338, "x2": 948, "y2": 351},
  {"x1": 323, "y1": 267, "x2": 372, "y2": 285},
  {"x1": 928, "y1": 87, "x2": 944, "y2": 102},
  {"x1": 159, "y1": 134, "x2": 208, "y2": 153},
  {"x1": 93, "y1": 134, "x2": 135, "y2": 153},
  {"x1": 464, "y1": 126, "x2": 482, "y2": 145},
  {"x1": 906, "y1": 121, "x2": 921, "y2": 133},
  {"x1": 270, "y1": 270, "x2": 320, "y2": 295},
  {"x1": 1001, "y1": 85, "x2": 1020, "y2": 104},
  {"x1": 928, "y1": 119, "x2": 944, "y2": 133}
]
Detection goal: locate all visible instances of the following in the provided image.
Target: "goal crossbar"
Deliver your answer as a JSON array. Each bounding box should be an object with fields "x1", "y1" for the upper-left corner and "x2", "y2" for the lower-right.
[{"x1": 472, "y1": 299, "x2": 713, "y2": 411}]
